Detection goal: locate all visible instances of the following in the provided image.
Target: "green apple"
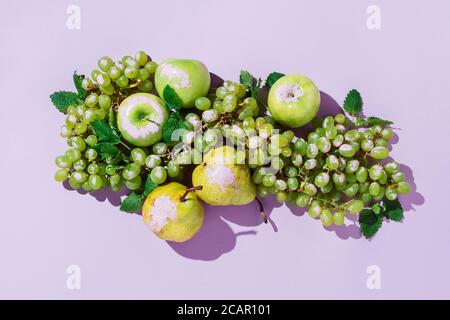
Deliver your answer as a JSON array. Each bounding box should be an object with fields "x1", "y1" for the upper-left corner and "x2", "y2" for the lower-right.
[
  {"x1": 117, "y1": 93, "x2": 168, "y2": 147},
  {"x1": 268, "y1": 74, "x2": 321, "y2": 128},
  {"x1": 154, "y1": 59, "x2": 210, "y2": 108},
  {"x1": 142, "y1": 182, "x2": 204, "y2": 242}
]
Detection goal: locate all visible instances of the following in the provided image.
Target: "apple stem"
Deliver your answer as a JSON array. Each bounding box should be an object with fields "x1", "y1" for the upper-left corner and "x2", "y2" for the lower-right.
[
  {"x1": 255, "y1": 197, "x2": 268, "y2": 224},
  {"x1": 119, "y1": 140, "x2": 131, "y2": 151},
  {"x1": 180, "y1": 186, "x2": 203, "y2": 202}
]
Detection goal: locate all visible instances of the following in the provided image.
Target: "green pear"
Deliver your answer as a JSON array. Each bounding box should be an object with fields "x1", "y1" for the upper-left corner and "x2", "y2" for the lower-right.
[
  {"x1": 142, "y1": 182, "x2": 204, "y2": 242},
  {"x1": 192, "y1": 146, "x2": 256, "y2": 205}
]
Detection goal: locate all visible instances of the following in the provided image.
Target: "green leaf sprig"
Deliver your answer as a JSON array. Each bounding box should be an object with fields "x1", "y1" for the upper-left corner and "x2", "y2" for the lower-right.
[
  {"x1": 50, "y1": 71, "x2": 86, "y2": 113},
  {"x1": 240, "y1": 70, "x2": 262, "y2": 98},
  {"x1": 161, "y1": 85, "x2": 187, "y2": 145},
  {"x1": 359, "y1": 199, "x2": 404, "y2": 239}
]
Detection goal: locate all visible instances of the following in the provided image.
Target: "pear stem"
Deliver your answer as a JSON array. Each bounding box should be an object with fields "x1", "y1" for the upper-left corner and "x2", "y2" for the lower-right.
[
  {"x1": 180, "y1": 186, "x2": 203, "y2": 202},
  {"x1": 255, "y1": 197, "x2": 268, "y2": 224}
]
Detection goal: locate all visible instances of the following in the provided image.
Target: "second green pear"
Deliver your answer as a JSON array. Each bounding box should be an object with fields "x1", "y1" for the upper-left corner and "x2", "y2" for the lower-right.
[{"x1": 192, "y1": 146, "x2": 256, "y2": 206}]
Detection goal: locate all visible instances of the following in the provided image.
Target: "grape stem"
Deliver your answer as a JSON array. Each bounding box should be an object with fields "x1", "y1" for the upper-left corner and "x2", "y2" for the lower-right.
[
  {"x1": 255, "y1": 197, "x2": 268, "y2": 224},
  {"x1": 180, "y1": 186, "x2": 203, "y2": 202}
]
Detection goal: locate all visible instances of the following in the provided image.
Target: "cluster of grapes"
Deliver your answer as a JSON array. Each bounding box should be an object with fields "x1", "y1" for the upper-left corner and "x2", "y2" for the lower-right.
[
  {"x1": 54, "y1": 51, "x2": 183, "y2": 193},
  {"x1": 247, "y1": 114, "x2": 411, "y2": 227}
]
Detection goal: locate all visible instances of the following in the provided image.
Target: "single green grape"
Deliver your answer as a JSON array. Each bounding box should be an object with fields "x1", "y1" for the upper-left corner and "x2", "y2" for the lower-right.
[
  {"x1": 322, "y1": 116, "x2": 335, "y2": 128},
  {"x1": 325, "y1": 155, "x2": 339, "y2": 171},
  {"x1": 125, "y1": 176, "x2": 142, "y2": 190},
  {"x1": 375, "y1": 138, "x2": 388, "y2": 148},
  {"x1": 97, "y1": 56, "x2": 114, "y2": 72},
  {"x1": 345, "y1": 159, "x2": 360, "y2": 174},
  {"x1": 262, "y1": 174, "x2": 276, "y2": 187},
  {"x1": 85, "y1": 148, "x2": 97, "y2": 161},
  {"x1": 275, "y1": 192, "x2": 288, "y2": 203},
  {"x1": 124, "y1": 66, "x2": 138, "y2": 79},
  {"x1": 320, "y1": 209, "x2": 333, "y2": 227},
  {"x1": 54, "y1": 168, "x2": 69, "y2": 182},
  {"x1": 303, "y1": 183, "x2": 317, "y2": 196},
  {"x1": 334, "y1": 114, "x2": 346, "y2": 124},
  {"x1": 397, "y1": 181, "x2": 411, "y2": 194},
  {"x1": 346, "y1": 199, "x2": 364, "y2": 214},
  {"x1": 55, "y1": 155, "x2": 73, "y2": 169},
  {"x1": 88, "y1": 174, "x2": 102, "y2": 191},
  {"x1": 291, "y1": 153, "x2": 303, "y2": 167},
  {"x1": 257, "y1": 185, "x2": 270, "y2": 198},
  {"x1": 325, "y1": 126, "x2": 338, "y2": 140},
  {"x1": 320, "y1": 182, "x2": 333, "y2": 194},
  {"x1": 122, "y1": 163, "x2": 141, "y2": 180},
  {"x1": 385, "y1": 186, "x2": 398, "y2": 200},
  {"x1": 96, "y1": 73, "x2": 111, "y2": 87},
  {"x1": 65, "y1": 148, "x2": 82, "y2": 162},
  {"x1": 116, "y1": 75, "x2": 129, "y2": 87},
  {"x1": 294, "y1": 138, "x2": 307, "y2": 155},
  {"x1": 333, "y1": 211, "x2": 345, "y2": 226},
  {"x1": 110, "y1": 174, "x2": 121, "y2": 186},
  {"x1": 105, "y1": 164, "x2": 116, "y2": 176},
  {"x1": 167, "y1": 161, "x2": 181, "y2": 178},
  {"x1": 194, "y1": 97, "x2": 211, "y2": 111},
  {"x1": 144, "y1": 61, "x2": 158, "y2": 73},
  {"x1": 131, "y1": 148, "x2": 146, "y2": 165},
  {"x1": 361, "y1": 139, "x2": 374, "y2": 152},
  {"x1": 314, "y1": 172, "x2": 330, "y2": 188},
  {"x1": 150, "y1": 166, "x2": 167, "y2": 184},
  {"x1": 344, "y1": 183, "x2": 359, "y2": 197},
  {"x1": 369, "y1": 165, "x2": 384, "y2": 180},
  {"x1": 138, "y1": 79, "x2": 153, "y2": 92},
  {"x1": 317, "y1": 137, "x2": 331, "y2": 153},
  {"x1": 98, "y1": 95, "x2": 111, "y2": 110},
  {"x1": 332, "y1": 134, "x2": 344, "y2": 148},
  {"x1": 359, "y1": 181, "x2": 370, "y2": 193},
  {"x1": 384, "y1": 162, "x2": 400, "y2": 175},
  {"x1": 369, "y1": 182, "x2": 381, "y2": 196},
  {"x1": 381, "y1": 128, "x2": 393, "y2": 140},
  {"x1": 71, "y1": 170, "x2": 87, "y2": 184},
  {"x1": 370, "y1": 146, "x2": 389, "y2": 160},
  {"x1": 391, "y1": 171, "x2": 405, "y2": 183},
  {"x1": 344, "y1": 130, "x2": 361, "y2": 142},
  {"x1": 73, "y1": 159, "x2": 87, "y2": 171},
  {"x1": 108, "y1": 66, "x2": 122, "y2": 80},
  {"x1": 284, "y1": 166, "x2": 298, "y2": 178},
  {"x1": 332, "y1": 172, "x2": 346, "y2": 186},
  {"x1": 304, "y1": 159, "x2": 317, "y2": 170},
  {"x1": 296, "y1": 193, "x2": 310, "y2": 207},
  {"x1": 287, "y1": 177, "x2": 299, "y2": 190},
  {"x1": 87, "y1": 163, "x2": 99, "y2": 175},
  {"x1": 308, "y1": 200, "x2": 322, "y2": 218},
  {"x1": 85, "y1": 93, "x2": 99, "y2": 107}
]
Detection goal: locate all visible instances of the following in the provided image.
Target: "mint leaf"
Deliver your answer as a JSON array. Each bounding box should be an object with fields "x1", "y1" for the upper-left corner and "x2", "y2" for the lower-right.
[
  {"x1": 163, "y1": 85, "x2": 182, "y2": 111},
  {"x1": 364, "y1": 116, "x2": 393, "y2": 126},
  {"x1": 94, "y1": 142, "x2": 120, "y2": 160},
  {"x1": 120, "y1": 192, "x2": 142, "y2": 213},
  {"x1": 239, "y1": 70, "x2": 262, "y2": 99},
  {"x1": 355, "y1": 116, "x2": 393, "y2": 127},
  {"x1": 359, "y1": 209, "x2": 383, "y2": 239},
  {"x1": 162, "y1": 116, "x2": 182, "y2": 145},
  {"x1": 142, "y1": 175, "x2": 158, "y2": 198},
  {"x1": 239, "y1": 70, "x2": 253, "y2": 88},
  {"x1": 343, "y1": 89, "x2": 363, "y2": 114},
  {"x1": 73, "y1": 71, "x2": 86, "y2": 98},
  {"x1": 50, "y1": 91, "x2": 80, "y2": 113},
  {"x1": 266, "y1": 72, "x2": 285, "y2": 88},
  {"x1": 384, "y1": 199, "x2": 404, "y2": 222},
  {"x1": 90, "y1": 120, "x2": 120, "y2": 144}
]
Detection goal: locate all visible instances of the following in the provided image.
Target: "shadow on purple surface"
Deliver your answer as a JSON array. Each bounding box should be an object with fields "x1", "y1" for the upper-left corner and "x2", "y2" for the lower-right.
[{"x1": 167, "y1": 196, "x2": 282, "y2": 261}]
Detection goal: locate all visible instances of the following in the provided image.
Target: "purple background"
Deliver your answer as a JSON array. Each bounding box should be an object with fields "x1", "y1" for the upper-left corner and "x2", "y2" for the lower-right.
[{"x1": 1, "y1": 0, "x2": 449, "y2": 299}]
